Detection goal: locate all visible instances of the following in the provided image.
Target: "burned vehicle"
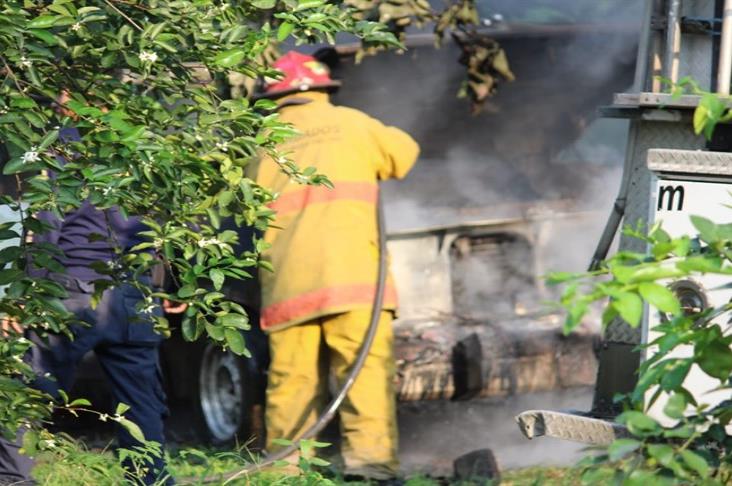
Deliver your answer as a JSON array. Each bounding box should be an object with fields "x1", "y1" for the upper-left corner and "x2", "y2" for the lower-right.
[
  {"x1": 159, "y1": 2, "x2": 638, "y2": 443},
  {"x1": 0, "y1": 0, "x2": 641, "y2": 446}
]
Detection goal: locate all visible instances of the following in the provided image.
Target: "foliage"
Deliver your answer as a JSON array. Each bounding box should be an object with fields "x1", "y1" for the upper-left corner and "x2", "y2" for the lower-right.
[
  {"x1": 551, "y1": 216, "x2": 732, "y2": 483},
  {"x1": 341, "y1": 0, "x2": 514, "y2": 111},
  {"x1": 0, "y1": 0, "x2": 398, "y2": 473},
  {"x1": 33, "y1": 437, "x2": 612, "y2": 485},
  {"x1": 666, "y1": 77, "x2": 732, "y2": 140}
]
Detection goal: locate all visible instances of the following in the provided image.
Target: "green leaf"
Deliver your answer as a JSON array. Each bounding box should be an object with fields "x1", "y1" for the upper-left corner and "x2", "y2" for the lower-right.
[
  {"x1": 696, "y1": 340, "x2": 732, "y2": 381},
  {"x1": 115, "y1": 403, "x2": 131, "y2": 415},
  {"x1": 224, "y1": 328, "x2": 246, "y2": 355},
  {"x1": 613, "y1": 291, "x2": 643, "y2": 327},
  {"x1": 209, "y1": 268, "x2": 224, "y2": 291},
  {"x1": 252, "y1": 0, "x2": 276, "y2": 8},
  {"x1": 206, "y1": 208, "x2": 221, "y2": 229},
  {"x1": 220, "y1": 313, "x2": 249, "y2": 329},
  {"x1": 679, "y1": 450, "x2": 710, "y2": 477},
  {"x1": 69, "y1": 398, "x2": 92, "y2": 407},
  {"x1": 177, "y1": 285, "x2": 196, "y2": 298},
  {"x1": 694, "y1": 93, "x2": 726, "y2": 140},
  {"x1": 639, "y1": 282, "x2": 680, "y2": 315},
  {"x1": 117, "y1": 417, "x2": 146, "y2": 443},
  {"x1": 21, "y1": 429, "x2": 39, "y2": 456},
  {"x1": 661, "y1": 359, "x2": 692, "y2": 391},
  {"x1": 0, "y1": 230, "x2": 20, "y2": 240},
  {"x1": 271, "y1": 438, "x2": 292, "y2": 446},
  {"x1": 308, "y1": 457, "x2": 330, "y2": 467},
  {"x1": 27, "y1": 15, "x2": 59, "y2": 28},
  {"x1": 277, "y1": 21, "x2": 295, "y2": 41},
  {"x1": 0, "y1": 246, "x2": 22, "y2": 264},
  {"x1": 181, "y1": 316, "x2": 201, "y2": 341},
  {"x1": 296, "y1": 0, "x2": 325, "y2": 11},
  {"x1": 676, "y1": 256, "x2": 722, "y2": 273},
  {"x1": 647, "y1": 443, "x2": 675, "y2": 467},
  {"x1": 619, "y1": 411, "x2": 660, "y2": 436},
  {"x1": 547, "y1": 271, "x2": 582, "y2": 285},
  {"x1": 39, "y1": 129, "x2": 59, "y2": 150},
  {"x1": 214, "y1": 49, "x2": 246, "y2": 68},
  {"x1": 3, "y1": 158, "x2": 30, "y2": 175},
  {"x1": 563, "y1": 300, "x2": 587, "y2": 334},
  {"x1": 28, "y1": 29, "x2": 58, "y2": 46},
  {"x1": 601, "y1": 304, "x2": 619, "y2": 327},
  {"x1": 205, "y1": 322, "x2": 225, "y2": 340},
  {"x1": 663, "y1": 392, "x2": 687, "y2": 420},
  {"x1": 608, "y1": 438, "x2": 641, "y2": 461},
  {"x1": 0, "y1": 269, "x2": 23, "y2": 285},
  {"x1": 690, "y1": 215, "x2": 718, "y2": 243},
  {"x1": 120, "y1": 125, "x2": 145, "y2": 142},
  {"x1": 629, "y1": 266, "x2": 686, "y2": 283},
  {"x1": 664, "y1": 424, "x2": 695, "y2": 439}
]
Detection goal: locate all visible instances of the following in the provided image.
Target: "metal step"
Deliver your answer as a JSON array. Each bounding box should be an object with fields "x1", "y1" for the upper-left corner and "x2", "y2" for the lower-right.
[
  {"x1": 647, "y1": 148, "x2": 732, "y2": 177},
  {"x1": 515, "y1": 410, "x2": 629, "y2": 446},
  {"x1": 614, "y1": 92, "x2": 732, "y2": 109}
]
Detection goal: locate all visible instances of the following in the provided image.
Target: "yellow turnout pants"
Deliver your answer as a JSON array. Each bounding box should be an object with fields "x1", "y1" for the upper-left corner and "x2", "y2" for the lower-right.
[{"x1": 265, "y1": 309, "x2": 398, "y2": 479}]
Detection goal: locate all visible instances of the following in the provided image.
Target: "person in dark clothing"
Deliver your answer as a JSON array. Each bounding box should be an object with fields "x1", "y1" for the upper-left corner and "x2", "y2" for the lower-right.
[{"x1": 0, "y1": 128, "x2": 183, "y2": 485}]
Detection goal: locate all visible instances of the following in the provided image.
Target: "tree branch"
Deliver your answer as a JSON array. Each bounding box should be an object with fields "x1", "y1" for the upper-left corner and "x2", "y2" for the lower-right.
[{"x1": 105, "y1": 0, "x2": 143, "y2": 31}]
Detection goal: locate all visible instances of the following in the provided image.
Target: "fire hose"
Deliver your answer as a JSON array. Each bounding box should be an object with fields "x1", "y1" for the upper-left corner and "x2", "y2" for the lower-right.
[{"x1": 185, "y1": 193, "x2": 389, "y2": 484}]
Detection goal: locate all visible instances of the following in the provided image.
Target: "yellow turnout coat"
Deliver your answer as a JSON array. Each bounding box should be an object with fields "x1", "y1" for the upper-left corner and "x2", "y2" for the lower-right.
[{"x1": 254, "y1": 91, "x2": 419, "y2": 332}]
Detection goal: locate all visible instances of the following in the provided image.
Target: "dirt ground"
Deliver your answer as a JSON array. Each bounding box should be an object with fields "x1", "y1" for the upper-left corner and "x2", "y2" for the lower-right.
[{"x1": 396, "y1": 387, "x2": 594, "y2": 477}]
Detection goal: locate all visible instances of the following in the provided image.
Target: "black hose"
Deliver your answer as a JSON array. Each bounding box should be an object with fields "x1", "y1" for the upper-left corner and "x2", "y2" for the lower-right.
[{"x1": 188, "y1": 192, "x2": 389, "y2": 485}]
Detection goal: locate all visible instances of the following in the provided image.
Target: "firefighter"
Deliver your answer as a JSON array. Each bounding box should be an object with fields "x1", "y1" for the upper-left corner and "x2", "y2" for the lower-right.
[
  {"x1": 0, "y1": 126, "x2": 184, "y2": 485},
  {"x1": 253, "y1": 51, "x2": 420, "y2": 480}
]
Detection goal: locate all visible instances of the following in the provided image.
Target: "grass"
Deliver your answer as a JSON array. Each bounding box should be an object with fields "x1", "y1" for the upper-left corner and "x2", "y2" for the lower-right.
[{"x1": 31, "y1": 440, "x2": 591, "y2": 486}]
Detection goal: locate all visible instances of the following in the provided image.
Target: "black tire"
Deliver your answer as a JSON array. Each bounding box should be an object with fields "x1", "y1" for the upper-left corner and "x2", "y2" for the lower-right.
[
  {"x1": 192, "y1": 342, "x2": 253, "y2": 443},
  {"x1": 162, "y1": 336, "x2": 255, "y2": 445}
]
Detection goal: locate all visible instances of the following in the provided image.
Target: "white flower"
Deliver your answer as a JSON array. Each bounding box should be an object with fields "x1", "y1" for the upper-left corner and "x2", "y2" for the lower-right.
[
  {"x1": 141, "y1": 302, "x2": 157, "y2": 315},
  {"x1": 106, "y1": 260, "x2": 121, "y2": 270},
  {"x1": 41, "y1": 439, "x2": 57, "y2": 449},
  {"x1": 140, "y1": 296, "x2": 157, "y2": 315},
  {"x1": 21, "y1": 149, "x2": 40, "y2": 164},
  {"x1": 153, "y1": 238, "x2": 164, "y2": 250},
  {"x1": 198, "y1": 237, "x2": 223, "y2": 249},
  {"x1": 70, "y1": 22, "x2": 82, "y2": 32},
  {"x1": 216, "y1": 141, "x2": 229, "y2": 152},
  {"x1": 19, "y1": 56, "x2": 32, "y2": 68},
  {"x1": 138, "y1": 51, "x2": 158, "y2": 63}
]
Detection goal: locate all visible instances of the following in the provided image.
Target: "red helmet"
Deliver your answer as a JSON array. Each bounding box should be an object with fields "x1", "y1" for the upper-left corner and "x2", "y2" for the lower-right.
[{"x1": 260, "y1": 51, "x2": 341, "y2": 99}]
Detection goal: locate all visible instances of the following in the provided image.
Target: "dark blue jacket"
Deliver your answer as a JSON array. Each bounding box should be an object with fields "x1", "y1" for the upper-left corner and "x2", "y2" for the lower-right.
[{"x1": 34, "y1": 128, "x2": 147, "y2": 281}]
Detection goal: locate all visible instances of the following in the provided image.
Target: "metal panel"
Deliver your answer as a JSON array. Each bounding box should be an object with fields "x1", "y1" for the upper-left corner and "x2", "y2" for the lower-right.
[
  {"x1": 679, "y1": 0, "x2": 716, "y2": 90},
  {"x1": 647, "y1": 148, "x2": 732, "y2": 175},
  {"x1": 593, "y1": 119, "x2": 706, "y2": 417},
  {"x1": 643, "y1": 177, "x2": 732, "y2": 433},
  {"x1": 516, "y1": 410, "x2": 629, "y2": 446},
  {"x1": 603, "y1": 121, "x2": 704, "y2": 344},
  {"x1": 387, "y1": 235, "x2": 455, "y2": 322},
  {"x1": 614, "y1": 92, "x2": 732, "y2": 108}
]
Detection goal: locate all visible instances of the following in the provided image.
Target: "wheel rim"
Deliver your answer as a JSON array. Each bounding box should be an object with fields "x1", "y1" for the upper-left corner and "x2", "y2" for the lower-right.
[{"x1": 198, "y1": 344, "x2": 244, "y2": 441}]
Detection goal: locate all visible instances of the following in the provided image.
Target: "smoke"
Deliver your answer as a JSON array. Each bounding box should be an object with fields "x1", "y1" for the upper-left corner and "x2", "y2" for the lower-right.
[
  {"x1": 398, "y1": 387, "x2": 595, "y2": 476},
  {"x1": 330, "y1": 2, "x2": 640, "y2": 296},
  {"x1": 330, "y1": 0, "x2": 641, "y2": 473}
]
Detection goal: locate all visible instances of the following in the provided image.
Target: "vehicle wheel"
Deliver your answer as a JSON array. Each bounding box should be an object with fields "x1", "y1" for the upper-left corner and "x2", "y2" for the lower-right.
[
  {"x1": 161, "y1": 322, "x2": 267, "y2": 446},
  {"x1": 192, "y1": 342, "x2": 252, "y2": 443}
]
